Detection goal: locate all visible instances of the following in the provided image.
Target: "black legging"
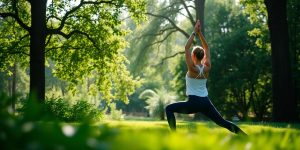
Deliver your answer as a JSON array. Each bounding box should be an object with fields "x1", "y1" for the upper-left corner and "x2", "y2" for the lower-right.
[{"x1": 165, "y1": 95, "x2": 246, "y2": 134}]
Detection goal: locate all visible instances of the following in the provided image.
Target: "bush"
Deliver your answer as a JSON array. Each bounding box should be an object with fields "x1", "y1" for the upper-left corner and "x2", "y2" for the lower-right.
[
  {"x1": 0, "y1": 94, "x2": 110, "y2": 150},
  {"x1": 71, "y1": 100, "x2": 103, "y2": 122},
  {"x1": 108, "y1": 103, "x2": 124, "y2": 120},
  {"x1": 45, "y1": 98, "x2": 72, "y2": 121},
  {"x1": 45, "y1": 98, "x2": 103, "y2": 122}
]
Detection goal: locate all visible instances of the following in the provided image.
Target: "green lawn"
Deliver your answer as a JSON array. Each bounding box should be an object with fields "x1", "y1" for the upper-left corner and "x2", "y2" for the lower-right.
[
  {"x1": 2, "y1": 118, "x2": 300, "y2": 150},
  {"x1": 92, "y1": 119, "x2": 300, "y2": 150}
]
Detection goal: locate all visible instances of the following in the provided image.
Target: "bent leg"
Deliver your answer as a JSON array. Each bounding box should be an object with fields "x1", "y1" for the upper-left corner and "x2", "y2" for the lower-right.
[
  {"x1": 165, "y1": 101, "x2": 197, "y2": 131},
  {"x1": 202, "y1": 99, "x2": 247, "y2": 135}
]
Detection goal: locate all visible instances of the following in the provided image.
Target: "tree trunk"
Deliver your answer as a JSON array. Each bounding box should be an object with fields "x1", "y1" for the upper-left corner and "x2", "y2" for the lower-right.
[
  {"x1": 7, "y1": 73, "x2": 12, "y2": 97},
  {"x1": 195, "y1": 0, "x2": 205, "y2": 34},
  {"x1": 287, "y1": 0, "x2": 300, "y2": 120},
  {"x1": 161, "y1": 110, "x2": 165, "y2": 120},
  {"x1": 264, "y1": 0, "x2": 298, "y2": 122},
  {"x1": 0, "y1": 73, "x2": 3, "y2": 93},
  {"x1": 194, "y1": 0, "x2": 206, "y2": 120},
  {"x1": 12, "y1": 63, "x2": 17, "y2": 113},
  {"x1": 61, "y1": 82, "x2": 66, "y2": 96},
  {"x1": 29, "y1": 0, "x2": 47, "y2": 102}
]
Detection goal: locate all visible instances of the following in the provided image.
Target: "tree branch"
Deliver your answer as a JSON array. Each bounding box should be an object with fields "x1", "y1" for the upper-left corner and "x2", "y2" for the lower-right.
[
  {"x1": 146, "y1": 12, "x2": 189, "y2": 38},
  {"x1": 47, "y1": 29, "x2": 99, "y2": 50},
  {"x1": 150, "y1": 30, "x2": 177, "y2": 46},
  {"x1": 46, "y1": 15, "x2": 62, "y2": 23},
  {"x1": 4, "y1": 50, "x2": 29, "y2": 56},
  {"x1": 158, "y1": 0, "x2": 195, "y2": 12},
  {"x1": 142, "y1": 29, "x2": 177, "y2": 50},
  {"x1": 136, "y1": 26, "x2": 176, "y2": 40},
  {"x1": 18, "y1": 33, "x2": 30, "y2": 43},
  {"x1": 45, "y1": 45, "x2": 83, "y2": 53},
  {"x1": 154, "y1": 51, "x2": 185, "y2": 66},
  {"x1": 45, "y1": 34, "x2": 52, "y2": 47},
  {"x1": 0, "y1": 0, "x2": 30, "y2": 31},
  {"x1": 158, "y1": 1, "x2": 181, "y2": 12},
  {"x1": 180, "y1": 0, "x2": 195, "y2": 25},
  {"x1": 2, "y1": 33, "x2": 30, "y2": 56},
  {"x1": 0, "y1": 13, "x2": 30, "y2": 31},
  {"x1": 49, "y1": 0, "x2": 117, "y2": 33},
  {"x1": 1, "y1": 44, "x2": 30, "y2": 56}
]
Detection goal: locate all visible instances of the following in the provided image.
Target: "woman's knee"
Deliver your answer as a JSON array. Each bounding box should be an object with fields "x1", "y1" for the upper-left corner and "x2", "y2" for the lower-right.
[{"x1": 165, "y1": 104, "x2": 173, "y2": 113}]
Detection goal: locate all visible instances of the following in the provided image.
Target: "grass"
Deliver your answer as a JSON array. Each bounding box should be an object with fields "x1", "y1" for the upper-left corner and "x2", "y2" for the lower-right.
[
  {"x1": 90, "y1": 119, "x2": 300, "y2": 150},
  {"x1": 2, "y1": 116, "x2": 300, "y2": 150}
]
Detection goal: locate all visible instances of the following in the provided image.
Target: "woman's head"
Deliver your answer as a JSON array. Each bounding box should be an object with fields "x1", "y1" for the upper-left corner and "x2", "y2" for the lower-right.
[{"x1": 191, "y1": 46, "x2": 204, "y2": 64}]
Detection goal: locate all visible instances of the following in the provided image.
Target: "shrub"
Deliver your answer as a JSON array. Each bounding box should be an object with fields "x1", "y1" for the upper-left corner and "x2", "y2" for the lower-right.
[
  {"x1": 71, "y1": 100, "x2": 103, "y2": 122},
  {"x1": 108, "y1": 103, "x2": 124, "y2": 120},
  {"x1": 45, "y1": 98, "x2": 72, "y2": 121},
  {"x1": 45, "y1": 98, "x2": 103, "y2": 122}
]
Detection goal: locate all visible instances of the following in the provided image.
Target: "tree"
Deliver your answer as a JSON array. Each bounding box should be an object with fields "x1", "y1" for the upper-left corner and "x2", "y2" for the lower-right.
[
  {"x1": 0, "y1": 0, "x2": 146, "y2": 103},
  {"x1": 240, "y1": 0, "x2": 299, "y2": 122},
  {"x1": 201, "y1": 1, "x2": 272, "y2": 120},
  {"x1": 264, "y1": 0, "x2": 298, "y2": 122},
  {"x1": 287, "y1": 0, "x2": 300, "y2": 120},
  {"x1": 127, "y1": 0, "x2": 207, "y2": 72}
]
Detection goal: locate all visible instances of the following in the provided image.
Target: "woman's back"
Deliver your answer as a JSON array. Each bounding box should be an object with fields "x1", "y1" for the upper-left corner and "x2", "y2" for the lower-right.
[{"x1": 186, "y1": 65, "x2": 208, "y2": 97}]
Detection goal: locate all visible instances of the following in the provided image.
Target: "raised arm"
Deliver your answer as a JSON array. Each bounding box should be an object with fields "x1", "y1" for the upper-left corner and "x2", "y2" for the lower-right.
[
  {"x1": 197, "y1": 24, "x2": 211, "y2": 70},
  {"x1": 184, "y1": 21, "x2": 200, "y2": 73}
]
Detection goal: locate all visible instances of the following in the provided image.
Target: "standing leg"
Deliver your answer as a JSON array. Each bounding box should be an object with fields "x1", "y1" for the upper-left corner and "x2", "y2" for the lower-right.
[
  {"x1": 165, "y1": 101, "x2": 198, "y2": 131},
  {"x1": 201, "y1": 97, "x2": 247, "y2": 135}
]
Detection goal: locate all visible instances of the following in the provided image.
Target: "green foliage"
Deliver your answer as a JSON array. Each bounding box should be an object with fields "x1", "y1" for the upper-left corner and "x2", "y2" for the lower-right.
[
  {"x1": 72, "y1": 100, "x2": 103, "y2": 122},
  {"x1": 0, "y1": 0, "x2": 147, "y2": 103},
  {"x1": 202, "y1": 0, "x2": 271, "y2": 120},
  {"x1": 239, "y1": 0, "x2": 300, "y2": 119},
  {"x1": 45, "y1": 98, "x2": 103, "y2": 122},
  {"x1": 0, "y1": 19, "x2": 29, "y2": 73},
  {"x1": 107, "y1": 103, "x2": 124, "y2": 120},
  {"x1": 0, "y1": 0, "x2": 30, "y2": 73},
  {"x1": 139, "y1": 88, "x2": 176, "y2": 120},
  {"x1": 126, "y1": 0, "x2": 183, "y2": 74},
  {"x1": 0, "y1": 63, "x2": 29, "y2": 99},
  {"x1": 240, "y1": 0, "x2": 270, "y2": 50},
  {"x1": 171, "y1": 56, "x2": 187, "y2": 100},
  {"x1": 45, "y1": 98, "x2": 71, "y2": 121},
  {"x1": 45, "y1": 0, "x2": 147, "y2": 102},
  {"x1": 0, "y1": 94, "x2": 111, "y2": 149}
]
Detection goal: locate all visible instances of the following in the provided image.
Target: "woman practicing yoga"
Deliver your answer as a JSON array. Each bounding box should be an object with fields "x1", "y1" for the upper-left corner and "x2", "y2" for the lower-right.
[{"x1": 165, "y1": 20, "x2": 246, "y2": 135}]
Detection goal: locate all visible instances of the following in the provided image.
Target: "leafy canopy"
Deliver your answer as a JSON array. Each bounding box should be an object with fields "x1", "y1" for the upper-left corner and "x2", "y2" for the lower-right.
[{"x1": 0, "y1": 0, "x2": 147, "y2": 102}]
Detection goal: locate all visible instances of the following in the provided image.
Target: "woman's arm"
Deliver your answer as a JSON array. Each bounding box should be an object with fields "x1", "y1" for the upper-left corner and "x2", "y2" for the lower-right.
[
  {"x1": 197, "y1": 26, "x2": 211, "y2": 71},
  {"x1": 185, "y1": 21, "x2": 200, "y2": 73}
]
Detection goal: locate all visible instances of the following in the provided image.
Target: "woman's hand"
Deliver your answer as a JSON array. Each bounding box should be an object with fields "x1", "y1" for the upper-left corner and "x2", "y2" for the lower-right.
[{"x1": 194, "y1": 20, "x2": 201, "y2": 33}]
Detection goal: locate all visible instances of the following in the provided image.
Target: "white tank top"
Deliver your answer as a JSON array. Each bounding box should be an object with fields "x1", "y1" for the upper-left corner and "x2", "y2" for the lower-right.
[{"x1": 186, "y1": 65, "x2": 208, "y2": 97}]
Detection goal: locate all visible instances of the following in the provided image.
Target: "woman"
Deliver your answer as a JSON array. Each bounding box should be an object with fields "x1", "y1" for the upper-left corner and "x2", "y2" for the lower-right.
[{"x1": 165, "y1": 20, "x2": 246, "y2": 135}]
